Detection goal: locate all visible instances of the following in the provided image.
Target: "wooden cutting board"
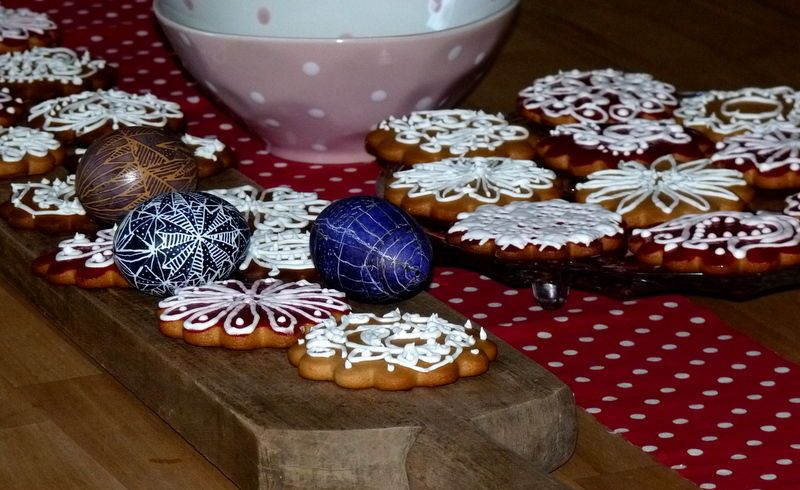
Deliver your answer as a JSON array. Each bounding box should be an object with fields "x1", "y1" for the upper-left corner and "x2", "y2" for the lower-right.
[{"x1": 0, "y1": 169, "x2": 576, "y2": 489}]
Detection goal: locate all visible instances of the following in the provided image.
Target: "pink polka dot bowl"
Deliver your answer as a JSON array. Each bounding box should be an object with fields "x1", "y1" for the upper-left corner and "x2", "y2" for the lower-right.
[{"x1": 154, "y1": 0, "x2": 519, "y2": 164}]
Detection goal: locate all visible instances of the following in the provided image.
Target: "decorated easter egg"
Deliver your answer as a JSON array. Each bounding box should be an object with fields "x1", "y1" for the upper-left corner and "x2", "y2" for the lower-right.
[
  {"x1": 76, "y1": 127, "x2": 196, "y2": 224},
  {"x1": 310, "y1": 196, "x2": 433, "y2": 303},
  {"x1": 113, "y1": 192, "x2": 250, "y2": 296}
]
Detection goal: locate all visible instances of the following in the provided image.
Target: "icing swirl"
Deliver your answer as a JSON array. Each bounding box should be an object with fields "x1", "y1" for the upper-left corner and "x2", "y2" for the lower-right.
[
  {"x1": 551, "y1": 119, "x2": 692, "y2": 156},
  {"x1": 55, "y1": 227, "x2": 115, "y2": 268},
  {"x1": 0, "y1": 126, "x2": 60, "y2": 162},
  {"x1": 0, "y1": 47, "x2": 106, "y2": 85},
  {"x1": 711, "y1": 123, "x2": 800, "y2": 173},
  {"x1": 181, "y1": 133, "x2": 225, "y2": 161},
  {"x1": 0, "y1": 6, "x2": 56, "y2": 41},
  {"x1": 10, "y1": 175, "x2": 85, "y2": 216},
  {"x1": 240, "y1": 229, "x2": 313, "y2": 276},
  {"x1": 206, "y1": 185, "x2": 330, "y2": 231}
]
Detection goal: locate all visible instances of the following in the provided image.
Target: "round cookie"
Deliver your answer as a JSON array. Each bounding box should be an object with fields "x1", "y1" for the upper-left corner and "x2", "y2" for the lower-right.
[
  {"x1": 27, "y1": 89, "x2": 184, "y2": 146},
  {"x1": 446, "y1": 200, "x2": 625, "y2": 261},
  {"x1": 158, "y1": 278, "x2": 350, "y2": 350},
  {"x1": 629, "y1": 211, "x2": 800, "y2": 274},
  {"x1": 0, "y1": 47, "x2": 114, "y2": 101},
  {"x1": 574, "y1": 155, "x2": 753, "y2": 228},
  {"x1": 32, "y1": 228, "x2": 130, "y2": 288},
  {"x1": 518, "y1": 69, "x2": 677, "y2": 126},
  {"x1": 238, "y1": 229, "x2": 317, "y2": 282},
  {"x1": 366, "y1": 109, "x2": 536, "y2": 166},
  {"x1": 674, "y1": 87, "x2": 800, "y2": 142},
  {"x1": 786, "y1": 193, "x2": 800, "y2": 217},
  {"x1": 536, "y1": 119, "x2": 712, "y2": 177},
  {"x1": 0, "y1": 7, "x2": 57, "y2": 53},
  {"x1": 288, "y1": 309, "x2": 497, "y2": 391},
  {"x1": 0, "y1": 126, "x2": 64, "y2": 178},
  {"x1": 181, "y1": 134, "x2": 236, "y2": 178},
  {"x1": 710, "y1": 124, "x2": 800, "y2": 189},
  {"x1": 384, "y1": 156, "x2": 560, "y2": 226},
  {"x1": 0, "y1": 175, "x2": 97, "y2": 234}
]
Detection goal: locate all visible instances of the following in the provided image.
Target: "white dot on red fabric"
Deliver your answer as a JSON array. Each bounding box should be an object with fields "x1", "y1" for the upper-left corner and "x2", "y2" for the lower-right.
[
  {"x1": 761, "y1": 474, "x2": 777, "y2": 480},
  {"x1": 617, "y1": 382, "x2": 633, "y2": 388},
  {"x1": 602, "y1": 396, "x2": 617, "y2": 402},
  {"x1": 612, "y1": 428, "x2": 629, "y2": 434},
  {"x1": 635, "y1": 328, "x2": 650, "y2": 334},
  {"x1": 675, "y1": 331, "x2": 690, "y2": 337},
  {"x1": 747, "y1": 440, "x2": 763, "y2": 446},
  {"x1": 747, "y1": 350, "x2": 763, "y2": 356},
  {"x1": 503, "y1": 290, "x2": 519, "y2": 296},
  {"x1": 675, "y1": 373, "x2": 690, "y2": 379},
  {"x1": 748, "y1": 394, "x2": 762, "y2": 400},
  {"x1": 548, "y1": 361, "x2": 563, "y2": 368},
  {"x1": 731, "y1": 453, "x2": 747, "y2": 459},
  {"x1": 239, "y1": 159, "x2": 254, "y2": 165},
  {"x1": 778, "y1": 459, "x2": 793, "y2": 465},
  {"x1": 704, "y1": 390, "x2": 719, "y2": 396},
  {"x1": 329, "y1": 176, "x2": 342, "y2": 182},
  {"x1": 257, "y1": 7, "x2": 271, "y2": 24},
  {"x1": 732, "y1": 408, "x2": 748, "y2": 414},
  {"x1": 537, "y1": 331, "x2": 552, "y2": 339},
  {"x1": 593, "y1": 323, "x2": 608, "y2": 330},
  {"x1": 689, "y1": 404, "x2": 704, "y2": 410},
  {"x1": 716, "y1": 469, "x2": 732, "y2": 476},
  {"x1": 512, "y1": 316, "x2": 527, "y2": 322},
  {"x1": 647, "y1": 356, "x2": 662, "y2": 362},
  {"x1": 589, "y1": 365, "x2": 605, "y2": 371},
  {"x1": 554, "y1": 316, "x2": 569, "y2": 322},
  {"x1": 609, "y1": 309, "x2": 624, "y2": 315},
  {"x1": 302, "y1": 62, "x2": 320, "y2": 76},
  {"x1": 648, "y1": 314, "x2": 664, "y2": 321},
  {"x1": 488, "y1": 302, "x2": 502, "y2": 308},
  {"x1": 567, "y1": 308, "x2": 583, "y2": 313},
  {"x1": 521, "y1": 345, "x2": 536, "y2": 351},
  {"x1": 273, "y1": 162, "x2": 288, "y2": 168},
  {"x1": 584, "y1": 296, "x2": 598, "y2": 302},
  {"x1": 348, "y1": 188, "x2": 363, "y2": 194},
  {"x1": 776, "y1": 366, "x2": 791, "y2": 373},
  {"x1": 762, "y1": 425, "x2": 777, "y2": 432},
  {"x1": 688, "y1": 448, "x2": 704, "y2": 456},
  {"x1": 642, "y1": 445, "x2": 658, "y2": 452},
  {"x1": 664, "y1": 301, "x2": 679, "y2": 308},
  {"x1": 690, "y1": 360, "x2": 705, "y2": 366},
  {"x1": 762, "y1": 380, "x2": 777, "y2": 387},
  {"x1": 777, "y1": 412, "x2": 792, "y2": 418},
  {"x1": 448, "y1": 45, "x2": 463, "y2": 61},
  {"x1": 473, "y1": 313, "x2": 487, "y2": 319},
  {"x1": 463, "y1": 286, "x2": 477, "y2": 292},
  {"x1": 448, "y1": 298, "x2": 463, "y2": 304},
  {"x1": 619, "y1": 340, "x2": 635, "y2": 347},
  {"x1": 662, "y1": 344, "x2": 677, "y2": 350},
  {"x1": 699, "y1": 484, "x2": 716, "y2": 489},
  {"x1": 718, "y1": 422, "x2": 733, "y2": 429},
  {"x1": 659, "y1": 432, "x2": 674, "y2": 438},
  {"x1": 579, "y1": 337, "x2": 594, "y2": 342},
  {"x1": 606, "y1": 353, "x2": 621, "y2": 360},
  {"x1": 703, "y1": 347, "x2": 719, "y2": 353},
  {"x1": 673, "y1": 418, "x2": 689, "y2": 425},
  {"x1": 630, "y1": 413, "x2": 646, "y2": 420},
  {"x1": 219, "y1": 123, "x2": 233, "y2": 131},
  {"x1": 563, "y1": 349, "x2": 578, "y2": 356},
  {"x1": 718, "y1": 377, "x2": 733, "y2": 384},
  {"x1": 690, "y1": 316, "x2": 707, "y2": 324},
  {"x1": 731, "y1": 363, "x2": 747, "y2": 370},
  {"x1": 586, "y1": 407, "x2": 600, "y2": 413}
]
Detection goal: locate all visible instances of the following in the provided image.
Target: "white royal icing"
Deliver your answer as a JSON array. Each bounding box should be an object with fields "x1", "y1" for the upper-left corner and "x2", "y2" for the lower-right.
[
  {"x1": 389, "y1": 156, "x2": 556, "y2": 203},
  {"x1": 711, "y1": 123, "x2": 800, "y2": 173},
  {"x1": 240, "y1": 228, "x2": 313, "y2": 276},
  {"x1": 206, "y1": 185, "x2": 330, "y2": 231},
  {"x1": 0, "y1": 126, "x2": 60, "y2": 162},
  {"x1": 9, "y1": 175, "x2": 85, "y2": 216},
  {"x1": 519, "y1": 69, "x2": 677, "y2": 124},
  {"x1": 379, "y1": 109, "x2": 529, "y2": 155},
  {"x1": 0, "y1": 87, "x2": 20, "y2": 115},
  {"x1": 0, "y1": 47, "x2": 106, "y2": 85},
  {"x1": 158, "y1": 278, "x2": 349, "y2": 336},
  {"x1": 55, "y1": 227, "x2": 115, "y2": 268},
  {"x1": 785, "y1": 193, "x2": 800, "y2": 218},
  {"x1": 551, "y1": 119, "x2": 693, "y2": 157},
  {"x1": 449, "y1": 200, "x2": 623, "y2": 251},
  {"x1": 675, "y1": 87, "x2": 800, "y2": 135},
  {"x1": 575, "y1": 155, "x2": 747, "y2": 215},
  {"x1": 28, "y1": 89, "x2": 183, "y2": 136},
  {"x1": 301, "y1": 309, "x2": 487, "y2": 373},
  {"x1": 632, "y1": 211, "x2": 800, "y2": 260},
  {"x1": 0, "y1": 6, "x2": 55, "y2": 41},
  {"x1": 181, "y1": 133, "x2": 225, "y2": 161}
]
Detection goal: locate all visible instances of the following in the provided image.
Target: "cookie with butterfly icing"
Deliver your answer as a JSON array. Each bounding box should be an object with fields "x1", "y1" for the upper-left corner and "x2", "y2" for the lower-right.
[
  {"x1": 384, "y1": 156, "x2": 561, "y2": 226},
  {"x1": 288, "y1": 309, "x2": 497, "y2": 390},
  {"x1": 574, "y1": 155, "x2": 753, "y2": 228},
  {"x1": 535, "y1": 119, "x2": 713, "y2": 177},
  {"x1": 0, "y1": 175, "x2": 97, "y2": 233},
  {"x1": 238, "y1": 228, "x2": 317, "y2": 282},
  {"x1": 365, "y1": 109, "x2": 536, "y2": 167},
  {"x1": 182, "y1": 133, "x2": 236, "y2": 178},
  {"x1": 518, "y1": 69, "x2": 677, "y2": 126},
  {"x1": 0, "y1": 126, "x2": 65, "y2": 178},
  {"x1": 629, "y1": 211, "x2": 800, "y2": 274},
  {"x1": 32, "y1": 227, "x2": 129, "y2": 288},
  {"x1": 710, "y1": 124, "x2": 800, "y2": 189},
  {"x1": 0, "y1": 7, "x2": 57, "y2": 53},
  {"x1": 675, "y1": 87, "x2": 800, "y2": 142},
  {"x1": 205, "y1": 184, "x2": 330, "y2": 230},
  {"x1": 0, "y1": 47, "x2": 115, "y2": 101},
  {"x1": 786, "y1": 193, "x2": 800, "y2": 217},
  {"x1": 446, "y1": 199, "x2": 625, "y2": 261},
  {"x1": 158, "y1": 278, "x2": 350, "y2": 350},
  {"x1": 27, "y1": 89, "x2": 184, "y2": 146}
]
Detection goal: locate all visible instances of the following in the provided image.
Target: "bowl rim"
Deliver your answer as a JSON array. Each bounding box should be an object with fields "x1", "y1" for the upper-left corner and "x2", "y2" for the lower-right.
[{"x1": 153, "y1": 0, "x2": 519, "y2": 42}]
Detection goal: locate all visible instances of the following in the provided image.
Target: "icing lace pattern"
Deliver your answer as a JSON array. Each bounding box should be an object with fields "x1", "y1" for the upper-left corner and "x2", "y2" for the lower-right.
[
  {"x1": 55, "y1": 227, "x2": 115, "y2": 268},
  {"x1": 9, "y1": 175, "x2": 85, "y2": 216},
  {"x1": 0, "y1": 47, "x2": 106, "y2": 85},
  {"x1": 240, "y1": 229, "x2": 313, "y2": 276},
  {"x1": 0, "y1": 6, "x2": 56, "y2": 41},
  {"x1": 181, "y1": 133, "x2": 225, "y2": 161},
  {"x1": 551, "y1": 119, "x2": 692, "y2": 156},
  {"x1": 0, "y1": 126, "x2": 60, "y2": 162},
  {"x1": 711, "y1": 123, "x2": 800, "y2": 173}
]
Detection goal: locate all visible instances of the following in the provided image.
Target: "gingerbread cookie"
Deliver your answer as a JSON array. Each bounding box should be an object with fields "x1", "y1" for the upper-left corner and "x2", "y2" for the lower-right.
[
  {"x1": 384, "y1": 156, "x2": 560, "y2": 225},
  {"x1": 181, "y1": 134, "x2": 236, "y2": 178},
  {"x1": 0, "y1": 126, "x2": 64, "y2": 178},
  {"x1": 0, "y1": 7, "x2": 57, "y2": 53},
  {"x1": 0, "y1": 87, "x2": 23, "y2": 127},
  {"x1": 710, "y1": 124, "x2": 800, "y2": 189},
  {"x1": 32, "y1": 227, "x2": 129, "y2": 288},
  {"x1": 0, "y1": 175, "x2": 97, "y2": 233},
  {"x1": 675, "y1": 87, "x2": 800, "y2": 142},
  {"x1": 158, "y1": 278, "x2": 350, "y2": 350},
  {"x1": 536, "y1": 119, "x2": 712, "y2": 177},
  {"x1": 518, "y1": 69, "x2": 677, "y2": 126},
  {"x1": 206, "y1": 185, "x2": 330, "y2": 231},
  {"x1": 446, "y1": 200, "x2": 625, "y2": 261},
  {"x1": 365, "y1": 109, "x2": 536, "y2": 166},
  {"x1": 0, "y1": 47, "x2": 114, "y2": 101},
  {"x1": 630, "y1": 211, "x2": 800, "y2": 274},
  {"x1": 27, "y1": 89, "x2": 184, "y2": 146},
  {"x1": 786, "y1": 193, "x2": 800, "y2": 217},
  {"x1": 238, "y1": 229, "x2": 317, "y2": 282},
  {"x1": 574, "y1": 155, "x2": 753, "y2": 228},
  {"x1": 288, "y1": 309, "x2": 497, "y2": 390}
]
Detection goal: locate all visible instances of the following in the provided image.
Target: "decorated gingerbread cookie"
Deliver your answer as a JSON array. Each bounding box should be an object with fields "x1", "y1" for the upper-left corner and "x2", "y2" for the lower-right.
[
  {"x1": 518, "y1": 69, "x2": 677, "y2": 126},
  {"x1": 446, "y1": 200, "x2": 625, "y2": 261},
  {"x1": 27, "y1": 89, "x2": 184, "y2": 146},
  {"x1": 158, "y1": 278, "x2": 350, "y2": 350},
  {"x1": 206, "y1": 185, "x2": 330, "y2": 231},
  {"x1": 0, "y1": 126, "x2": 64, "y2": 178},
  {"x1": 786, "y1": 193, "x2": 800, "y2": 217},
  {"x1": 384, "y1": 156, "x2": 560, "y2": 225},
  {"x1": 675, "y1": 87, "x2": 800, "y2": 142},
  {"x1": 0, "y1": 47, "x2": 114, "y2": 101},
  {"x1": 574, "y1": 155, "x2": 753, "y2": 228},
  {"x1": 288, "y1": 309, "x2": 497, "y2": 390},
  {"x1": 0, "y1": 175, "x2": 97, "y2": 233},
  {"x1": 710, "y1": 124, "x2": 800, "y2": 189},
  {"x1": 181, "y1": 134, "x2": 236, "y2": 178},
  {"x1": 536, "y1": 119, "x2": 712, "y2": 177},
  {"x1": 32, "y1": 227, "x2": 129, "y2": 288},
  {"x1": 0, "y1": 7, "x2": 57, "y2": 53},
  {"x1": 629, "y1": 211, "x2": 800, "y2": 274},
  {"x1": 238, "y1": 229, "x2": 317, "y2": 282},
  {"x1": 365, "y1": 109, "x2": 536, "y2": 166}
]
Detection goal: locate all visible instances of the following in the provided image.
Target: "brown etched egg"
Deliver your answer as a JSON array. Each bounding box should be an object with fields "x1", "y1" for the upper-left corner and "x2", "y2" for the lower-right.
[{"x1": 75, "y1": 127, "x2": 197, "y2": 224}]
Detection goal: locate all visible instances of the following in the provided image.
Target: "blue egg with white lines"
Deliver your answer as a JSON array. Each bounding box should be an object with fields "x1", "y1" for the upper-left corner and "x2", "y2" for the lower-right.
[{"x1": 310, "y1": 196, "x2": 433, "y2": 303}]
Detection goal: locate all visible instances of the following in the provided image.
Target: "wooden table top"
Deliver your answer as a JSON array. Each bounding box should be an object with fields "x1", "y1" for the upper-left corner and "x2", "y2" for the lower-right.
[{"x1": 2, "y1": 1, "x2": 800, "y2": 489}]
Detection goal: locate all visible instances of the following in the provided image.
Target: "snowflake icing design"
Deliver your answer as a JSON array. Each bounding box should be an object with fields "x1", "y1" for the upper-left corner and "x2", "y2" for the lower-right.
[
  {"x1": 206, "y1": 185, "x2": 330, "y2": 231},
  {"x1": 0, "y1": 126, "x2": 60, "y2": 162},
  {"x1": 10, "y1": 175, "x2": 84, "y2": 216},
  {"x1": 0, "y1": 47, "x2": 106, "y2": 85},
  {"x1": 551, "y1": 119, "x2": 692, "y2": 156},
  {"x1": 0, "y1": 6, "x2": 56, "y2": 41},
  {"x1": 576, "y1": 155, "x2": 747, "y2": 215},
  {"x1": 240, "y1": 229, "x2": 313, "y2": 276},
  {"x1": 712, "y1": 124, "x2": 800, "y2": 173},
  {"x1": 55, "y1": 227, "x2": 116, "y2": 268}
]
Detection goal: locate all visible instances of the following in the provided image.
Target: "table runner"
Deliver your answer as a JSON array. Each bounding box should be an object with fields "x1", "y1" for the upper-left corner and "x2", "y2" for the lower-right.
[{"x1": 14, "y1": 1, "x2": 800, "y2": 488}]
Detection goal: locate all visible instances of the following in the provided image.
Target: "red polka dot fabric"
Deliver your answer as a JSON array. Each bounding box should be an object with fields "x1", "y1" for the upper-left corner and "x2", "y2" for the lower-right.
[{"x1": 15, "y1": 1, "x2": 800, "y2": 488}]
